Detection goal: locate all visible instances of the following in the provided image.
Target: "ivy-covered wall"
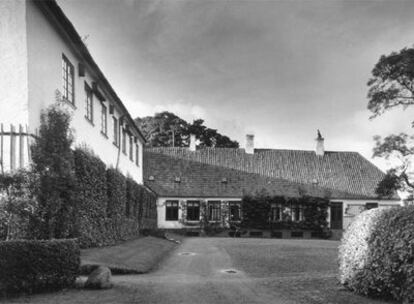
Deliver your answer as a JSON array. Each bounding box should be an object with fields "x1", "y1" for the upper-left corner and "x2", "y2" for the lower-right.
[{"x1": 241, "y1": 192, "x2": 329, "y2": 231}]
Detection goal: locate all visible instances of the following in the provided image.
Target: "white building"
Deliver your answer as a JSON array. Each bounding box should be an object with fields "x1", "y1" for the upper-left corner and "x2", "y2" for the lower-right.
[
  {"x1": 0, "y1": 0, "x2": 145, "y2": 183},
  {"x1": 144, "y1": 134, "x2": 402, "y2": 236}
]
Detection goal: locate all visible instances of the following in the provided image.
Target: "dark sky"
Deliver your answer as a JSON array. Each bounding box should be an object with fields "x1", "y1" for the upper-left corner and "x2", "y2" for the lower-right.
[{"x1": 58, "y1": 0, "x2": 414, "y2": 170}]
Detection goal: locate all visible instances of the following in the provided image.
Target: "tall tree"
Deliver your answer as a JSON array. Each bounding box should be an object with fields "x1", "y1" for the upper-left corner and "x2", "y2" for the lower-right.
[
  {"x1": 367, "y1": 47, "x2": 414, "y2": 199},
  {"x1": 135, "y1": 111, "x2": 239, "y2": 148}
]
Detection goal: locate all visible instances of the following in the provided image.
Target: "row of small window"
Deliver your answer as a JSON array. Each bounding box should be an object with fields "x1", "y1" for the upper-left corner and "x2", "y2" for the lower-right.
[
  {"x1": 165, "y1": 201, "x2": 242, "y2": 221},
  {"x1": 271, "y1": 204, "x2": 303, "y2": 222},
  {"x1": 62, "y1": 54, "x2": 140, "y2": 166}
]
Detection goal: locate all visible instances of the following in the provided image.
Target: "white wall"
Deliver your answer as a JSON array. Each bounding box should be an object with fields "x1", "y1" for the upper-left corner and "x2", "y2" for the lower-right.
[
  {"x1": 0, "y1": 0, "x2": 29, "y2": 127},
  {"x1": 157, "y1": 197, "x2": 241, "y2": 229},
  {"x1": 330, "y1": 199, "x2": 403, "y2": 230},
  {"x1": 22, "y1": 1, "x2": 143, "y2": 183}
]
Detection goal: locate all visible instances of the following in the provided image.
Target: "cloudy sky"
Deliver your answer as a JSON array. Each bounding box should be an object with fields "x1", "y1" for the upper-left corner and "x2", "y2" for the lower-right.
[{"x1": 57, "y1": 0, "x2": 414, "y2": 170}]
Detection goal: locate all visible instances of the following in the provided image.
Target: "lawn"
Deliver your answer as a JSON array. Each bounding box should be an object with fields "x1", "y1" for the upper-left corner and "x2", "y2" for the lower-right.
[
  {"x1": 221, "y1": 238, "x2": 396, "y2": 304},
  {"x1": 81, "y1": 235, "x2": 181, "y2": 274}
]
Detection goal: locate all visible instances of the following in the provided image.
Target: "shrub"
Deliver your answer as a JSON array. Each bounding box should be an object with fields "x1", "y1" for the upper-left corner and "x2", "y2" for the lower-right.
[
  {"x1": 30, "y1": 104, "x2": 77, "y2": 239},
  {"x1": 338, "y1": 208, "x2": 386, "y2": 289},
  {"x1": 73, "y1": 148, "x2": 109, "y2": 247},
  {"x1": 339, "y1": 206, "x2": 414, "y2": 303},
  {"x1": 0, "y1": 239, "x2": 80, "y2": 296}
]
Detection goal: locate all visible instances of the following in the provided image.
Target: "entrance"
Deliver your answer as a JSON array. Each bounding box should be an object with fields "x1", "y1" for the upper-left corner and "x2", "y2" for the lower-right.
[{"x1": 330, "y1": 202, "x2": 343, "y2": 230}]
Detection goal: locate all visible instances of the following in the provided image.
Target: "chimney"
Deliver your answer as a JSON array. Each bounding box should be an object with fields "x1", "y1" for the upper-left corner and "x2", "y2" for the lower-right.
[
  {"x1": 245, "y1": 134, "x2": 254, "y2": 154},
  {"x1": 189, "y1": 134, "x2": 196, "y2": 152},
  {"x1": 316, "y1": 130, "x2": 324, "y2": 156}
]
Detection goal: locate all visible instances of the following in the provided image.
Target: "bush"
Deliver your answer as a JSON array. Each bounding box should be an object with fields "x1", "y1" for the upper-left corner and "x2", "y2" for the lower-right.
[
  {"x1": 338, "y1": 208, "x2": 386, "y2": 289},
  {"x1": 73, "y1": 148, "x2": 109, "y2": 247},
  {"x1": 339, "y1": 206, "x2": 414, "y2": 303},
  {"x1": 0, "y1": 239, "x2": 80, "y2": 296}
]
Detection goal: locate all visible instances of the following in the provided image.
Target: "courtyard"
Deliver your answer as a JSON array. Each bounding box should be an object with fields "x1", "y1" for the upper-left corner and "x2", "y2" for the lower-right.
[{"x1": 4, "y1": 237, "x2": 395, "y2": 304}]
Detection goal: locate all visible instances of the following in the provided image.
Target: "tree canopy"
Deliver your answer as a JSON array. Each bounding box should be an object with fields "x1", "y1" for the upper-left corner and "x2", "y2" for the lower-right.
[
  {"x1": 135, "y1": 111, "x2": 239, "y2": 148},
  {"x1": 367, "y1": 47, "x2": 414, "y2": 200}
]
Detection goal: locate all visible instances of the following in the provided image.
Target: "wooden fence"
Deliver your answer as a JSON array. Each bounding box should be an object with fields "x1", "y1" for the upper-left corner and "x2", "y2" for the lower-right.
[{"x1": 0, "y1": 124, "x2": 33, "y2": 173}]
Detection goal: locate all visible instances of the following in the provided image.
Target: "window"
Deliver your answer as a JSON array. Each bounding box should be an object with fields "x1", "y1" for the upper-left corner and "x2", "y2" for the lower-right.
[
  {"x1": 129, "y1": 135, "x2": 133, "y2": 161},
  {"x1": 62, "y1": 55, "x2": 74, "y2": 104},
  {"x1": 229, "y1": 202, "x2": 241, "y2": 221},
  {"x1": 113, "y1": 117, "x2": 119, "y2": 146},
  {"x1": 101, "y1": 104, "x2": 107, "y2": 135},
  {"x1": 187, "y1": 201, "x2": 200, "y2": 221},
  {"x1": 366, "y1": 202, "x2": 378, "y2": 210},
  {"x1": 271, "y1": 203, "x2": 282, "y2": 221},
  {"x1": 291, "y1": 204, "x2": 303, "y2": 222},
  {"x1": 84, "y1": 83, "x2": 93, "y2": 122},
  {"x1": 165, "y1": 201, "x2": 178, "y2": 221},
  {"x1": 122, "y1": 130, "x2": 127, "y2": 154},
  {"x1": 208, "y1": 201, "x2": 221, "y2": 221},
  {"x1": 135, "y1": 144, "x2": 139, "y2": 166}
]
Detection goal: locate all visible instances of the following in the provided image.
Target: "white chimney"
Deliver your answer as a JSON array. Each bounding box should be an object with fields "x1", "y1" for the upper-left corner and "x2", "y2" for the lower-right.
[
  {"x1": 189, "y1": 134, "x2": 196, "y2": 152},
  {"x1": 245, "y1": 134, "x2": 254, "y2": 154},
  {"x1": 316, "y1": 130, "x2": 324, "y2": 156}
]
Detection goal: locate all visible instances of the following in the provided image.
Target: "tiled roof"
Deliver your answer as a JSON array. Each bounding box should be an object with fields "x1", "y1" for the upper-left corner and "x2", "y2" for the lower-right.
[{"x1": 144, "y1": 147, "x2": 398, "y2": 199}]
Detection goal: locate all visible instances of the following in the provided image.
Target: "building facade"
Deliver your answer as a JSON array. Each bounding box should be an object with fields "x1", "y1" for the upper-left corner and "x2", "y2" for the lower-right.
[
  {"x1": 144, "y1": 134, "x2": 402, "y2": 232},
  {"x1": 0, "y1": 0, "x2": 144, "y2": 183}
]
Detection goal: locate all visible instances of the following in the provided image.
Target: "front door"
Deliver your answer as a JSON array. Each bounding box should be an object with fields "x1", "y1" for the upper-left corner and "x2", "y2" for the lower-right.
[{"x1": 330, "y1": 202, "x2": 343, "y2": 230}]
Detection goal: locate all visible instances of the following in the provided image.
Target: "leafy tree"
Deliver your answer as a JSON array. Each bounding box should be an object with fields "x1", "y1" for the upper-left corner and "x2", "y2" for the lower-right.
[
  {"x1": 30, "y1": 104, "x2": 77, "y2": 239},
  {"x1": 135, "y1": 111, "x2": 239, "y2": 148},
  {"x1": 367, "y1": 47, "x2": 414, "y2": 199}
]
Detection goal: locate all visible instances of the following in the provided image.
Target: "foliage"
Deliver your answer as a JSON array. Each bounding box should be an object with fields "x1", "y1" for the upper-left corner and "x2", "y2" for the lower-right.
[
  {"x1": 340, "y1": 206, "x2": 414, "y2": 303},
  {"x1": 136, "y1": 111, "x2": 239, "y2": 148},
  {"x1": 73, "y1": 148, "x2": 109, "y2": 247},
  {"x1": 367, "y1": 47, "x2": 414, "y2": 197},
  {"x1": 0, "y1": 170, "x2": 37, "y2": 240},
  {"x1": 338, "y1": 208, "x2": 386, "y2": 289},
  {"x1": 30, "y1": 104, "x2": 77, "y2": 239},
  {"x1": 0, "y1": 239, "x2": 80, "y2": 296},
  {"x1": 241, "y1": 190, "x2": 329, "y2": 231}
]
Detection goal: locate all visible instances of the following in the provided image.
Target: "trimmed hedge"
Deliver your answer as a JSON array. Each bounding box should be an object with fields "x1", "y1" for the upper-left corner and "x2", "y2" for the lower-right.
[
  {"x1": 0, "y1": 239, "x2": 80, "y2": 296},
  {"x1": 339, "y1": 206, "x2": 414, "y2": 303},
  {"x1": 339, "y1": 208, "x2": 386, "y2": 289},
  {"x1": 73, "y1": 149, "x2": 109, "y2": 247},
  {"x1": 72, "y1": 148, "x2": 157, "y2": 248}
]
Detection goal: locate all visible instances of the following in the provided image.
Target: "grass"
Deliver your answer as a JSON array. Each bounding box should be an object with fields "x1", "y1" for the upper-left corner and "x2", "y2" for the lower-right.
[
  {"x1": 81, "y1": 235, "x2": 181, "y2": 274},
  {"x1": 221, "y1": 238, "x2": 395, "y2": 304}
]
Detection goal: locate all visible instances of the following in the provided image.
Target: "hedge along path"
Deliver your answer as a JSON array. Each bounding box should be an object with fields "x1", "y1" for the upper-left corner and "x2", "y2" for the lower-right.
[{"x1": 73, "y1": 148, "x2": 157, "y2": 249}]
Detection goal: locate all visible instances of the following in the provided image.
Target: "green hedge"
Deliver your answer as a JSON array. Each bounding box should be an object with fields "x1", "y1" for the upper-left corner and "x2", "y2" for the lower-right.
[
  {"x1": 0, "y1": 239, "x2": 80, "y2": 296},
  {"x1": 339, "y1": 206, "x2": 414, "y2": 303}
]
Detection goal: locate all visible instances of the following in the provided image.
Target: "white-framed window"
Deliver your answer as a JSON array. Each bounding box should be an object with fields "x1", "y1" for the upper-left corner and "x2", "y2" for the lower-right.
[
  {"x1": 135, "y1": 144, "x2": 139, "y2": 167},
  {"x1": 62, "y1": 54, "x2": 74, "y2": 104},
  {"x1": 113, "y1": 117, "x2": 119, "y2": 146},
  {"x1": 291, "y1": 204, "x2": 303, "y2": 222},
  {"x1": 187, "y1": 201, "x2": 200, "y2": 221},
  {"x1": 271, "y1": 203, "x2": 282, "y2": 221},
  {"x1": 122, "y1": 129, "x2": 127, "y2": 155},
  {"x1": 129, "y1": 134, "x2": 133, "y2": 161},
  {"x1": 85, "y1": 83, "x2": 93, "y2": 123},
  {"x1": 101, "y1": 103, "x2": 107, "y2": 136},
  {"x1": 166, "y1": 201, "x2": 179, "y2": 221},
  {"x1": 208, "y1": 201, "x2": 221, "y2": 221}
]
